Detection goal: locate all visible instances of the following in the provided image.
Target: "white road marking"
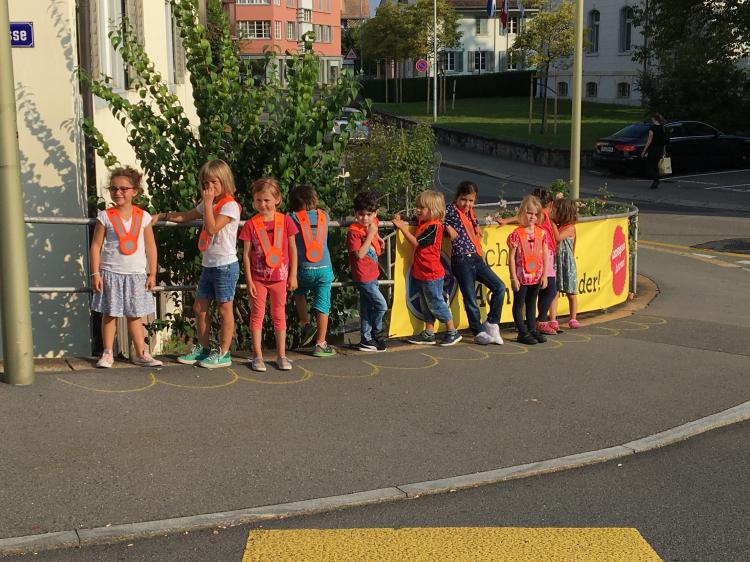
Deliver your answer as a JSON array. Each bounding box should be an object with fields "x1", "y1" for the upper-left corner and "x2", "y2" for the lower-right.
[
  {"x1": 670, "y1": 169, "x2": 750, "y2": 180},
  {"x1": 692, "y1": 253, "x2": 717, "y2": 259},
  {"x1": 736, "y1": 260, "x2": 750, "y2": 266}
]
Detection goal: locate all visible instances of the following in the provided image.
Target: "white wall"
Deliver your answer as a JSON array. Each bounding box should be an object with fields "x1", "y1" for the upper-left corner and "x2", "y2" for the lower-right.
[{"x1": 9, "y1": 0, "x2": 91, "y2": 357}]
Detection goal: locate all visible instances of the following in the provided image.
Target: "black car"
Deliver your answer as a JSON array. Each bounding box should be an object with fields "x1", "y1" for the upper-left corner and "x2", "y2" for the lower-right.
[{"x1": 593, "y1": 120, "x2": 750, "y2": 175}]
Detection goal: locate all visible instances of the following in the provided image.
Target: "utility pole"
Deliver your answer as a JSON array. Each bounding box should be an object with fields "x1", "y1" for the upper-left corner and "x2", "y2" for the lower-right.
[
  {"x1": 0, "y1": 0, "x2": 35, "y2": 384},
  {"x1": 569, "y1": 0, "x2": 584, "y2": 199},
  {"x1": 433, "y1": 0, "x2": 437, "y2": 122}
]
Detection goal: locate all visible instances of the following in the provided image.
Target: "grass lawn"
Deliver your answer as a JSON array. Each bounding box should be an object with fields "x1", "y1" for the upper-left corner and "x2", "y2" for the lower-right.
[{"x1": 374, "y1": 97, "x2": 647, "y2": 150}]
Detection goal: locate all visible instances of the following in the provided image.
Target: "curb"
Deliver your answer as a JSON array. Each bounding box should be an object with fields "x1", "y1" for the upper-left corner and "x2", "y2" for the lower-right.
[{"x1": 2, "y1": 400, "x2": 748, "y2": 556}]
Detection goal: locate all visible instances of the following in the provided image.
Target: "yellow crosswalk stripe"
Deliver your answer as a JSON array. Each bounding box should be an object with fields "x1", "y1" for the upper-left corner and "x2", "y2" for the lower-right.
[{"x1": 243, "y1": 527, "x2": 662, "y2": 561}]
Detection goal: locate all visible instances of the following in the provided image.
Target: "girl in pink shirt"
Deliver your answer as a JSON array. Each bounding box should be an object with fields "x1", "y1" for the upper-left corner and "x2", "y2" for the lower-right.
[{"x1": 240, "y1": 178, "x2": 298, "y2": 372}]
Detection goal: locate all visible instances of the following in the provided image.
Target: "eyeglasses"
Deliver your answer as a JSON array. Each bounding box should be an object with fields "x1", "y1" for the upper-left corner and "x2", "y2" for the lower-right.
[{"x1": 108, "y1": 186, "x2": 133, "y2": 193}]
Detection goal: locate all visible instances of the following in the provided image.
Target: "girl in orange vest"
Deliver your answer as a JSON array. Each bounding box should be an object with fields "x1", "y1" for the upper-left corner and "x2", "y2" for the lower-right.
[
  {"x1": 160, "y1": 160, "x2": 242, "y2": 369},
  {"x1": 393, "y1": 191, "x2": 462, "y2": 346},
  {"x1": 240, "y1": 178, "x2": 298, "y2": 372},
  {"x1": 507, "y1": 195, "x2": 548, "y2": 345},
  {"x1": 90, "y1": 167, "x2": 161, "y2": 368},
  {"x1": 289, "y1": 185, "x2": 336, "y2": 357}
]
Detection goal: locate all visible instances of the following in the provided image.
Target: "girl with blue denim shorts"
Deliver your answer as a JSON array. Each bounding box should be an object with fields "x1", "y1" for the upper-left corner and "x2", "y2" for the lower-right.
[
  {"x1": 160, "y1": 160, "x2": 241, "y2": 369},
  {"x1": 289, "y1": 185, "x2": 336, "y2": 358}
]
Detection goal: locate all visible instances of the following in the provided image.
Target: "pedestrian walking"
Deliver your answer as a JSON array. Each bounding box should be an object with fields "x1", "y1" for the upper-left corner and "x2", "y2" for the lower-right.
[{"x1": 642, "y1": 113, "x2": 668, "y2": 190}]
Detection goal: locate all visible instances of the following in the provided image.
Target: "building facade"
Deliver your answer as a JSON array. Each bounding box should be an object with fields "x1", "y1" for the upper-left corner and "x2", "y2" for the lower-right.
[
  {"x1": 8, "y1": 0, "x2": 197, "y2": 357},
  {"x1": 222, "y1": 0, "x2": 343, "y2": 84}
]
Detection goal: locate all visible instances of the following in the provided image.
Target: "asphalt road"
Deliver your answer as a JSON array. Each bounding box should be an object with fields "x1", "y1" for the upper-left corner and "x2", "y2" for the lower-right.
[{"x1": 9, "y1": 422, "x2": 747, "y2": 561}]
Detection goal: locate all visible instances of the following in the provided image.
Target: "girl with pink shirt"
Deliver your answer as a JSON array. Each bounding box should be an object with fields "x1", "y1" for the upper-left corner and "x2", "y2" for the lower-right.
[{"x1": 240, "y1": 178, "x2": 298, "y2": 372}]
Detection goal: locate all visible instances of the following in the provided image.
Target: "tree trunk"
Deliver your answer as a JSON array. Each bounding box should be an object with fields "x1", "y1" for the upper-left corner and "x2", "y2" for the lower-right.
[{"x1": 541, "y1": 61, "x2": 550, "y2": 134}]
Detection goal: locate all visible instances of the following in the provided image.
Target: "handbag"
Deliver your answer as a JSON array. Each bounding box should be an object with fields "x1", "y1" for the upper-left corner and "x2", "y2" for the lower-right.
[{"x1": 658, "y1": 149, "x2": 672, "y2": 176}]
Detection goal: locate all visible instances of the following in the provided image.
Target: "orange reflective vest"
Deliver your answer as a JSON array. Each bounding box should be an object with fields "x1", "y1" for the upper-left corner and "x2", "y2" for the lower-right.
[
  {"x1": 348, "y1": 218, "x2": 382, "y2": 256},
  {"x1": 253, "y1": 212, "x2": 285, "y2": 268},
  {"x1": 514, "y1": 225, "x2": 545, "y2": 275},
  {"x1": 198, "y1": 195, "x2": 238, "y2": 253},
  {"x1": 457, "y1": 207, "x2": 483, "y2": 256},
  {"x1": 295, "y1": 209, "x2": 326, "y2": 263},
  {"x1": 415, "y1": 219, "x2": 441, "y2": 236},
  {"x1": 106, "y1": 206, "x2": 144, "y2": 256}
]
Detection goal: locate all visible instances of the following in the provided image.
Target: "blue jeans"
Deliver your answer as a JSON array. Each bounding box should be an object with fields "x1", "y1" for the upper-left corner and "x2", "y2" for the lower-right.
[
  {"x1": 196, "y1": 261, "x2": 240, "y2": 303},
  {"x1": 413, "y1": 277, "x2": 452, "y2": 325},
  {"x1": 452, "y1": 253, "x2": 506, "y2": 336},
  {"x1": 356, "y1": 280, "x2": 388, "y2": 340}
]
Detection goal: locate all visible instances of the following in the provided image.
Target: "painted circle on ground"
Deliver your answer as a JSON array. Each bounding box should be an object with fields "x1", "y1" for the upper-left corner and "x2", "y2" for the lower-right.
[
  {"x1": 405, "y1": 253, "x2": 458, "y2": 322},
  {"x1": 610, "y1": 225, "x2": 627, "y2": 296},
  {"x1": 415, "y1": 59, "x2": 429, "y2": 73}
]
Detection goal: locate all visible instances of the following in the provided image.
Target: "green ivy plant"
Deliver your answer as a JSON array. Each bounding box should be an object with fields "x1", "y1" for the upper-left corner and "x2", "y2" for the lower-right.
[{"x1": 82, "y1": 0, "x2": 362, "y2": 349}]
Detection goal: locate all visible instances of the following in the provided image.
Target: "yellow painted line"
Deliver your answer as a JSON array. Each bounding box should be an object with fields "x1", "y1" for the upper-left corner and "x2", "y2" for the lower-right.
[
  {"x1": 243, "y1": 528, "x2": 662, "y2": 561},
  {"x1": 156, "y1": 370, "x2": 239, "y2": 389},
  {"x1": 640, "y1": 239, "x2": 748, "y2": 259},
  {"x1": 54, "y1": 373, "x2": 157, "y2": 393}
]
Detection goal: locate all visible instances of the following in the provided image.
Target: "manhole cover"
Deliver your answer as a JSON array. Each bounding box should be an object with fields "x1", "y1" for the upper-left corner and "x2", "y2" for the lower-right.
[{"x1": 693, "y1": 238, "x2": 750, "y2": 255}]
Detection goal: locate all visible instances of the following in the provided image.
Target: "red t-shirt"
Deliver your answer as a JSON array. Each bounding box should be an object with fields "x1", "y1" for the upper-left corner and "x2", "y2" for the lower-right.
[
  {"x1": 239, "y1": 214, "x2": 298, "y2": 282},
  {"x1": 412, "y1": 222, "x2": 445, "y2": 281},
  {"x1": 347, "y1": 227, "x2": 380, "y2": 283}
]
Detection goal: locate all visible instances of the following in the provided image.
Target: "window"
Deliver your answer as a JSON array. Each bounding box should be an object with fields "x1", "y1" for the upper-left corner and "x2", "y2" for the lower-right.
[
  {"x1": 323, "y1": 25, "x2": 331, "y2": 43},
  {"x1": 97, "y1": 0, "x2": 126, "y2": 89},
  {"x1": 507, "y1": 50, "x2": 518, "y2": 70},
  {"x1": 475, "y1": 18, "x2": 488, "y2": 35},
  {"x1": 165, "y1": 2, "x2": 186, "y2": 86},
  {"x1": 617, "y1": 82, "x2": 631, "y2": 98},
  {"x1": 586, "y1": 81, "x2": 598, "y2": 98},
  {"x1": 473, "y1": 51, "x2": 493, "y2": 71},
  {"x1": 325, "y1": 0, "x2": 330, "y2": 12},
  {"x1": 237, "y1": 0, "x2": 270, "y2": 4},
  {"x1": 238, "y1": 20, "x2": 271, "y2": 39},
  {"x1": 666, "y1": 124, "x2": 686, "y2": 138},
  {"x1": 685, "y1": 122, "x2": 718, "y2": 137},
  {"x1": 508, "y1": 16, "x2": 519, "y2": 34},
  {"x1": 286, "y1": 0, "x2": 294, "y2": 7},
  {"x1": 557, "y1": 81, "x2": 568, "y2": 97},
  {"x1": 303, "y1": 9, "x2": 312, "y2": 22},
  {"x1": 441, "y1": 51, "x2": 455, "y2": 71},
  {"x1": 286, "y1": 21, "x2": 296, "y2": 40},
  {"x1": 275, "y1": 20, "x2": 282, "y2": 40},
  {"x1": 619, "y1": 7, "x2": 634, "y2": 52},
  {"x1": 587, "y1": 10, "x2": 599, "y2": 53},
  {"x1": 275, "y1": 0, "x2": 280, "y2": 5}
]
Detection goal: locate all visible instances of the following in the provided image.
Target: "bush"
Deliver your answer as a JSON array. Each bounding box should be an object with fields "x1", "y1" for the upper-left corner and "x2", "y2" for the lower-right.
[{"x1": 360, "y1": 71, "x2": 536, "y2": 103}]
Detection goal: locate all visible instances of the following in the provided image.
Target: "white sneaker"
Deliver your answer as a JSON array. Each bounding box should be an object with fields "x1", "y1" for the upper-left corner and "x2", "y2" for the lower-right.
[
  {"x1": 132, "y1": 352, "x2": 163, "y2": 367},
  {"x1": 96, "y1": 350, "x2": 114, "y2": 368},
  {"x1": 484, "y1": 321, "x2": 504, "y2": 345},
  {"x1": 474, "y1": 331, "x2": 492, "y2": 345}
]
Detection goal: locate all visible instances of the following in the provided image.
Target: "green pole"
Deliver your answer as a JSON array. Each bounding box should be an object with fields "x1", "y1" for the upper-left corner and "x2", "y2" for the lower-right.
[
  {"x1": 569, "y1": 0, "x2": 584, "y2": 200},
  {"x1": 0, "y1": 0, "x2": 35, "y2": 385}
]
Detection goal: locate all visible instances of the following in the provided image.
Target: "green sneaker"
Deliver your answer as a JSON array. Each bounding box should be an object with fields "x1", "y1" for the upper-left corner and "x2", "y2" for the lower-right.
[
  {"x1": 313, "y1": 342, "x2": 337, "y2": 357},
  {"x1": 198, "y1": 349, "x2": 232, "y2": 369},
  {"x1": 177, "y1": 344, "x2": 210, "y2": 365},
  {"x1": 300, "y1": 322, "x2": 317, "y2": 347}
]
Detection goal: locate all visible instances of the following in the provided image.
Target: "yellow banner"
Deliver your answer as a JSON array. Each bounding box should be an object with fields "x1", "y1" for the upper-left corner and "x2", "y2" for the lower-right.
[{"x1": 389, "y1": 217, "x2": 630, "y2": 337}]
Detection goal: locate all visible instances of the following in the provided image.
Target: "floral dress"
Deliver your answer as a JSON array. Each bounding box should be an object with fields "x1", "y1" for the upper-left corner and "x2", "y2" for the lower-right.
[{"x1": 555, "y1": 236, "x2": 578, "y2": 294}]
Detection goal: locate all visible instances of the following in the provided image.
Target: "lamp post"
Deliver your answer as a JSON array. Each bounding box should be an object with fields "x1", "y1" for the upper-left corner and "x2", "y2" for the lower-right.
[
  {"x1": 433, "y1": 0, "x2": 437, "y2": 122},
  {"x1": 569, "y1": 0, "x2": 584, "y2": 199},
  {"x1": 0, "y1": 0, "x2": 35, "y2": 384}
]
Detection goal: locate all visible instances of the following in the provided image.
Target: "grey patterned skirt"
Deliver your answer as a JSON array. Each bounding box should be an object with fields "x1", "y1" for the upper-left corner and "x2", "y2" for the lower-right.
[{"x1": 91, "y1": 270, "x2": 156, "y2": 318}]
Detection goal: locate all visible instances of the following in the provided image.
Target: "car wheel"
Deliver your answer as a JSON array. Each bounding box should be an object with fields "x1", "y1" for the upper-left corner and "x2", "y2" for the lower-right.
[{"x1": 735, "y1": 149, "x2": 750, "y2": 169}]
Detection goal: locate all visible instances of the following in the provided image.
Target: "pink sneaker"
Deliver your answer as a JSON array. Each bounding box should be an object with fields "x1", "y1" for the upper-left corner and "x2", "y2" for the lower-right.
[
  {"x1": 568, "y1": 319, "x2": 582, "y2": 329},
  {"x1": 536, "y1": 321, "x2": 557, "y2": 335},
  {"x1": 549, "y1": 320, "x2": 561, "y2": 333},
  {"x1": 96, "y1": 350, "x2": 114, "y2": 368}
]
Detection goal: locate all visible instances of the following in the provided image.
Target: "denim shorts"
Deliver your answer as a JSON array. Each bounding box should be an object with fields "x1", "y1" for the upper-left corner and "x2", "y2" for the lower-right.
[
  {"x1": 197, "y1": 261, "x2": 240, "y2": 303},
  {"x1": 293, "y1": 266, "x2": 334, "y2": 315}
]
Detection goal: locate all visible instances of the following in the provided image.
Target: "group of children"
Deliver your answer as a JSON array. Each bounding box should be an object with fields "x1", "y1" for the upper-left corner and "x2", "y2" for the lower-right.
[{"x1": 90, "y1": 160, "x2": 579, "y2": 371}]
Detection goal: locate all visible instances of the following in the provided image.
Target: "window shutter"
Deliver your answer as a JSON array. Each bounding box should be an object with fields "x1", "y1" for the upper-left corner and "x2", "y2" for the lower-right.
[
  {"x1": 488, "y1": 51, "x2": 495, "y2": 72},
  {"x1": 457, "y1": 51, "x2": 463, "y2": 73},
  {"x1": 89, "y1": 0, "x2": 101, "y2": 79},
  {"x1": 174, "y1": 23, "x2": 186, "y2": 84},
  {"x1": 125, "y1": 0, "x2": 145, "y2": 88}
]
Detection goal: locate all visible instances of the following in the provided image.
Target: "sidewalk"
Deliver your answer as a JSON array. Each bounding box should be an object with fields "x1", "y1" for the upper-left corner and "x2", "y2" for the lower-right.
[{"x1": 2, "y1": 264, "x2": 750, "y2": 555}]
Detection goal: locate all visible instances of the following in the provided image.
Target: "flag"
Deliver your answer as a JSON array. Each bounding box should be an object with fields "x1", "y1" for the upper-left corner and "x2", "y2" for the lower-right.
[
  {"x1": 486, "y1": 0, "x2": 496, "y2": 17},
  {"x1": 500, "y1": 0, "x2": 509, "y2": 31}
]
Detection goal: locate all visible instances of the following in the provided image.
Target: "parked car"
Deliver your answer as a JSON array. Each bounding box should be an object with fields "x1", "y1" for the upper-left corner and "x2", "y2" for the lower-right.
[
  {"x1": 332, "y1": 107, "x2": 370, "y2": 142},
  {"x1": 593, "y1": 120, "x2": 750, "y2": 175}
]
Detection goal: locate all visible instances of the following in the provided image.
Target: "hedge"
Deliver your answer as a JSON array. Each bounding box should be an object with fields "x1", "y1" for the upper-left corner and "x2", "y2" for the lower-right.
[{"x1": 360, "y1": 71, "x2": 537, "y2": 103}]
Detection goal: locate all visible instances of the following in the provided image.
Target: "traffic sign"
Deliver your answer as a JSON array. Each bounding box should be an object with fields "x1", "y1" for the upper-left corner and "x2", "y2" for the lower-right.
[
  {"x1": 344, "y1": 48, "x2": 358, "y2": 61},
  {"x1": 415, "y1": 58, "x2": 429, "y2": 73},
  {"x1": 10, "y1": 22, "x2": 34, "y2": 48}
]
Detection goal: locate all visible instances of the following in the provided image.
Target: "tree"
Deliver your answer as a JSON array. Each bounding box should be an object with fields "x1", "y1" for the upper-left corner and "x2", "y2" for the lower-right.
[
  {"x1": 510, "y1": 0, "x2": 574, "y2": 133},
  {"x1": 83, "y1": 0, "x2": 362, "y2": 347},
  {"x1": 633, "y1": 0, "x2": 750, "y2": 132}
]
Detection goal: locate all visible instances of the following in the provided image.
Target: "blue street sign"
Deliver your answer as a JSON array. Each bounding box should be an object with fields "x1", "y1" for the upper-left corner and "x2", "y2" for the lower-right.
[{"x1": 10, "y1": 22, "x2": 34, "y2": 48}]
